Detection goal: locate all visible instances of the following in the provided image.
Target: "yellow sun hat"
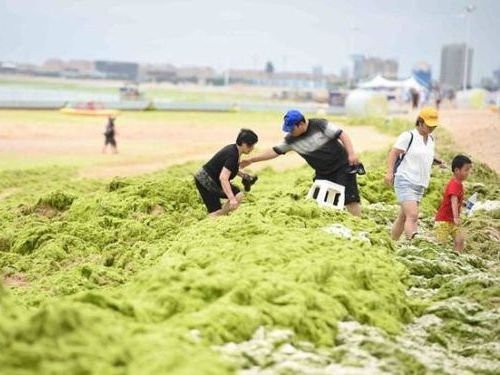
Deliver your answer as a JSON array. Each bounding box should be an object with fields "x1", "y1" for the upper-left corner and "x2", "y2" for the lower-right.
[{"x1": 418, "y1": 106, "x2": 439, "y2": 127}]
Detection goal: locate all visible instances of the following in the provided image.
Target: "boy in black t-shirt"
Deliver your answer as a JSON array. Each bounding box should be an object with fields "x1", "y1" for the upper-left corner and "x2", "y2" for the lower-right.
[
  {"x1": 240, "y1": 110, "x2": 363, "y2": 216},
  {"x1": 194, "y1": 129, "x2": 258, "y2": 216}
]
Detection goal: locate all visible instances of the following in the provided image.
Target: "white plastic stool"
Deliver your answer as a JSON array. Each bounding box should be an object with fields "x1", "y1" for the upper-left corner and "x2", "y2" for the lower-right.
[{"x1": 306, "y1": 179, "x2": 345, "y2": 209}]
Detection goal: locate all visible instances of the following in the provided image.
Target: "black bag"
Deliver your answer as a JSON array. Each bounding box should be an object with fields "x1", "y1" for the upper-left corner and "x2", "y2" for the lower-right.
[
  {"x1": 241, "y1": 173, "x2": 258, "y2": 192},
  {"x1": 393, "y1": 132, "x2": 414, "y2": 174}
]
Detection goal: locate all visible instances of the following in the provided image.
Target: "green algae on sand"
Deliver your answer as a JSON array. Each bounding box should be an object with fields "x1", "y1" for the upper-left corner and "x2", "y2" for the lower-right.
[{"x1": 1, "y1": 125, "x2": 499, "y2": 373}]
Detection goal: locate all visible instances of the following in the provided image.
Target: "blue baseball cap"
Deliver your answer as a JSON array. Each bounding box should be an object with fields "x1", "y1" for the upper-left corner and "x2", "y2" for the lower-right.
[{"x1": 282, "y1": 110, "x2": 305, "y2": 132}]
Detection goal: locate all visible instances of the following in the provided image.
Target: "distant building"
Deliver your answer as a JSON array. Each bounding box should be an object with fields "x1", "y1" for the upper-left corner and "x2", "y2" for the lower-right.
[
  {"x1": 42, "y1": 59, "x2": 65, "y2": 72},
  {"x1": 440, "y1": 43, "x2": 473, "y2": 90},
  {"x1": 339, "y1": 66, "x2": 349, "y2": 82},
  {"x1": 480, "y1": 77, "x2": 496, "y2": 90},
  {"x1": 480, "y1": 68, "x2": 500, "y2": 90},
  {"x1": 138, "y1": 64, "x2": 215, "y2": 84},
  {"x1": 0, "y1": 61, "x2": 42, "y2": 76},
  {"x1": 139, "y1": 63, "x2": 177, "y2": 83},
  {"x1": 351, "y1": 55, "x2": 364, "y2": 82},
  {"x1": 95, "y1": 60, "x2": 139, "y2": 81},
  {"x1": 42, "y1": 59, "x2": 96, "y2": 78},
  {"x1": 226, "y1": 69, "x2": 337, "y2": 89},
  {"x1": 352, "y1": 55, "x2": 398, "y2": 81},
  {"x1": 0, "y1": 61, "x2": 17, "y2": 74},
  {"x1": 1, "y1": 57, "x2": 341, "y2": 89},
  {"x1": 494, "y1": 69, "x2": 500, "y2": 88},
  {"x1": 369, "y1": 58, "x2": 398, "y2": 79},
  {"x1": 175, "y1": 66, "x2": 216, "y2": 85},
  {"x1": 66, "y1": 60, "x2": 94, "y2": 73},
  {"x1": 312, "y1": 65, "x2": 323, "y2": 78}
]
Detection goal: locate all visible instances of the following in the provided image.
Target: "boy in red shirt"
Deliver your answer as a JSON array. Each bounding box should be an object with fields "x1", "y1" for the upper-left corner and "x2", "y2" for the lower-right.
[{"x1": 435, "y1": 155, "x2": 473, "y2": 252}]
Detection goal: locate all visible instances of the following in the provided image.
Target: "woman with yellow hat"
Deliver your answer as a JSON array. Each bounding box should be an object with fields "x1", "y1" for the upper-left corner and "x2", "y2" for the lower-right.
[{"x1": 384, "y1": 107, "x2": 444, "y2": 241}]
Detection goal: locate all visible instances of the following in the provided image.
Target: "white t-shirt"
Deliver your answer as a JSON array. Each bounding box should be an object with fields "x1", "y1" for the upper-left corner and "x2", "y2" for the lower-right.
[{"x1": 394, "y1": 129, "x2": 435, "y2": 187}]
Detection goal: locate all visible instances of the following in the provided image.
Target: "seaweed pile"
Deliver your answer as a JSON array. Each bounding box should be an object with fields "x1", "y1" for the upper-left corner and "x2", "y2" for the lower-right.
[{"x1": 0, "y1": 130, "x2": 498, "y2": 374}]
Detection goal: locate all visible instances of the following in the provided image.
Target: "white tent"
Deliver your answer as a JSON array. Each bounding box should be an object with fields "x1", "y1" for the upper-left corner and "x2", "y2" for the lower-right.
[
  {"x1": 401, "y1": 76, "x2": 426, "y2": 91},
  {"x1": 358, "y1": 75, "x2": 427, "y2": 91},
  {"x1": 358, "y1": 75, "x2": 401, "y2": 89}
]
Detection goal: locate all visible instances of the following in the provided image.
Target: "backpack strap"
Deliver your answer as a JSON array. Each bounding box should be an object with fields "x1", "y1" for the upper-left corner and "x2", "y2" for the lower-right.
[
  {"x1": 404, "y1": 131, "x2": 414, "y2": 154},
  {"x1": 393, "y1": 131, "x2": 413, "y2": 174}
]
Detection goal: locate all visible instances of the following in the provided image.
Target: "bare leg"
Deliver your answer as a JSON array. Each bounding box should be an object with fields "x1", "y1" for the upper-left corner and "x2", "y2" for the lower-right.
[
  {"x1": 391, "y1": 206, "x2": 406, "y2": 240},
  {"x1": 345, "y1": 202, "x2": 361, "y2": 217},
  {"x1": 401, "y1": 200, "x2": 419, "y2": 239},
  {"x1": 454, "y1": 231, "x2": 465, "y2": 253}
]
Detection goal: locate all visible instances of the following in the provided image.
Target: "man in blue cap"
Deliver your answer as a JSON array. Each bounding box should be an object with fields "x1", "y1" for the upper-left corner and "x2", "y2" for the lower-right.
[{"x1": 240, "y1": 110, "x2": 362, "y2": 216}]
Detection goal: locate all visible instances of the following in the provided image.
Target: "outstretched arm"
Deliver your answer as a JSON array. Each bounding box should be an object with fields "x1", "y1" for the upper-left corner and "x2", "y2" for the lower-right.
[
  {"x1": 433, "y1": 156, "x2": 447, "y2": 169},
  {"x1": 240, "y1": 149, "x2": 280, "y2": 168}
]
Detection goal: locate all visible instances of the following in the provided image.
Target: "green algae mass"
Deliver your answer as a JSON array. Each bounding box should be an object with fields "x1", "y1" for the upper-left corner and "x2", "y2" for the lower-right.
[{"x1": 1, "y1": 119, "x2": 499, "y2": 374}]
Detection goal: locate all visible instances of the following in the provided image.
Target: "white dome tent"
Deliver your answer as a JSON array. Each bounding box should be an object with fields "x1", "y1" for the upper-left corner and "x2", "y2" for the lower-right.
[
  {"x1": 357, "y1": 75, "x2": 426, "y2": 91},
  {"x1": 401, "y1": 76, "x2": 427, "y2": 91},
  {"x1": 357, "y1": 75, "x2": 401, "y2": 89},
  {"x1": 345, "y1": 90, "x2": 388, "y2": 117},
  {"x1": 356, "y1": 75, "x2": 429, "y2": 106}
]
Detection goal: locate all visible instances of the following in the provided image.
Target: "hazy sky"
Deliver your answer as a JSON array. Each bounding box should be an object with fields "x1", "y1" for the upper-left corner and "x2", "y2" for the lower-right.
[{"x1": 1, "y1": 0, "x2": 499, "y2": 83}]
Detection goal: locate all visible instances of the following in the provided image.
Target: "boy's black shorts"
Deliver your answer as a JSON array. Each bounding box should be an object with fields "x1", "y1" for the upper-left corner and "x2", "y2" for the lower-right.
[
  {"x1": 105, "y1": 137, "x2": 116, "y2": 146},
  {"x1": 194, "y1": 178, "x2": 240, "y2": 213}
]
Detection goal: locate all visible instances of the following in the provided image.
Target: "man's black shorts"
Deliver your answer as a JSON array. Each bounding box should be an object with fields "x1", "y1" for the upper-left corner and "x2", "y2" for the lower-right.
[
  {"x1": 194, "y1": 178, "x2": 241, "y2": 213},
  {"x1": 315, "y1": 170, "x2": 360, "y2": 205}
]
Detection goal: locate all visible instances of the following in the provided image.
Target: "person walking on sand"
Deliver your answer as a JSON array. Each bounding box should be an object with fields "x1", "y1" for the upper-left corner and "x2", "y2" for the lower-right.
[
  {"x1": 102, "y1": 116, "x2": 118, "y2": 154},
  {"x1": 434, "y1": 155, "x2": 472, "y2": 253},
  {"x1": 384, "y1": 107, "x2": 445, "y2": 241},
  {"x1": 240, "y1": 110, "x2": 364, "y2": 216},
  {"x1": 194, "y1": 129, "x2": 258, "y2": 217}
]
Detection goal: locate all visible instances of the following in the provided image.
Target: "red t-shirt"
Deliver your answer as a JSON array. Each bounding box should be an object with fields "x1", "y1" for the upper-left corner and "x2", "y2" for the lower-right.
[{"x1": 435, "y1": 178, "x2": 464, "y2": 222}]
